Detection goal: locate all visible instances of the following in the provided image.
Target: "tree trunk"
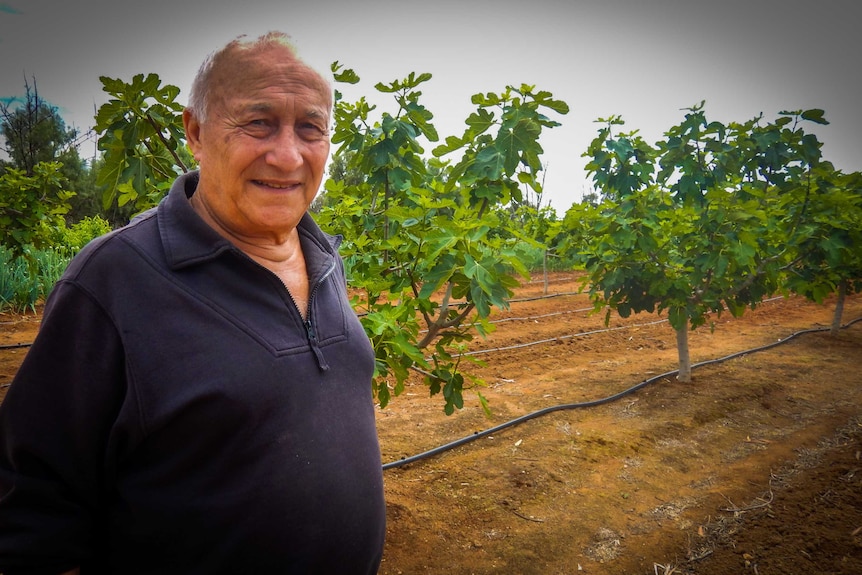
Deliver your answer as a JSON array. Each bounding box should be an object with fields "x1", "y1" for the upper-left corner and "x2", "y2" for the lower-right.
[
  {"x1": 543, "y1": 250, "x2": 549, "y2": 296},
  {"x1": 675, "y1": 319, "x2": 692, "y2": 382},
  {"x1": 831, "y1": 279, "x2": 847, "y2": 336}
]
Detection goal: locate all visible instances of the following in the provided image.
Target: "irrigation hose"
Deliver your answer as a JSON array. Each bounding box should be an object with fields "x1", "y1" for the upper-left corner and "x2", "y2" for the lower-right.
[
  {"x1": 0, "y1": 342, "x2": 31, "y2": 350},
  {"x1": 381, "y1": 317, "x2": 862, "y2": 471}
]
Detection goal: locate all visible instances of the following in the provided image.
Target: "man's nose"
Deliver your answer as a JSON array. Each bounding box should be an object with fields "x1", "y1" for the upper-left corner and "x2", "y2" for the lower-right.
[{"x1": 265, "y1": 127, "x2": 304, "y2": 168}]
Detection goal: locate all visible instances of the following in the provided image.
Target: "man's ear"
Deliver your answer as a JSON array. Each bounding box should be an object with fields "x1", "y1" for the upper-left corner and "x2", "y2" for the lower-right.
[{"x1": 183, "y1": 108, "x2": 203, "y2": 161}]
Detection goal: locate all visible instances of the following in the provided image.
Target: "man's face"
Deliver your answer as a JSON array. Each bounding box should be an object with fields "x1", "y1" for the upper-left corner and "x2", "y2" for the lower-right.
[{"x1": 184, "y1": 44, "x2": 331, "y2": 243}]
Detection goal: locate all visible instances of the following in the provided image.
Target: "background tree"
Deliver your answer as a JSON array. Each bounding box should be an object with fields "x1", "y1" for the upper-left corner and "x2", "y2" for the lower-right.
[
  {"x1": 0, "y1": 78, "x2": 81, "y2": 256},
  {"x1": 1, "y1": 78, "x2": 80, "y2": 176},
  {"x1": 1, "y1": 77, "x2": 111, "y2": 229},
  {"x1": 311, "y1": 150, "x2": 365, "y2": 213},
  {"x1": 0, "y1": 78, "x2": 85, "y2": 199},
  {"x1": 562, "y1": 104, "x2": 831, "y2": 382},
  {"x1": 496, "y1": 203, "x2": 565, "y2": 293},
  {"x1": 782, "y1": 167, "x2": 862, "y2": 334},
  {"x1": 0, "y1": 162, "x2": 73, "y2": 257}
]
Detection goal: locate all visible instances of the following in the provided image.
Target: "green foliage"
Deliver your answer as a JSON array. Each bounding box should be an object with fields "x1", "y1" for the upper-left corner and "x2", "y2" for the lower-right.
[
  {"x1": 1, "y1": 79, "x2": 80, "y2": 176},
  {"x1": 1, "y1": 78, "x2": 99, "y2": 234},
  {"x1": 0, "y1": 214, "x2": 109, "y2": 314},
  {"x1": 0, "y1": 245, "x2": 69, "y2": 314},
  {"x1": 45, "y1": 215, "x2": 113, "y2": 255},
  {"x1": 64, "y1": 156, "x2": 138, "y2": 227},
  {"x1": 563, "y1": 104, "x2": 836, "y2": 381},
  {"x1": 95, "y1": 73, "x2": 192, "y2": 213},
  {"x1": 319, "y1": 64, "x2": 567, "y2": 413},
  {"x1": 783, "y1": 168, "x2": 862, "y2": 302},
  {"x1": 492, "y1": 204, "x2": 576, "y2": 272},
  {"x1": 0, "y1": 162, "x2": 74, "y2": 258}
]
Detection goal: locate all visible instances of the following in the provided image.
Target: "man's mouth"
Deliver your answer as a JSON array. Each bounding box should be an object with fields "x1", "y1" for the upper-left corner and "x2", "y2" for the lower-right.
[{"x1": 253, "y1": 180, "x2": 300, "y2": 190}]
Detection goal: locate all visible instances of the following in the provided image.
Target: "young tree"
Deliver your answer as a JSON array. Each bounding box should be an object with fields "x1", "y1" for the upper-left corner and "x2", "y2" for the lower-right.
[
  {"x1": 563, "y1": 104, "x2": 830, "y2": 382},
  {"x1": 316, "y1": 64, "x2": 568, "y2": 412},
  {"x1": 498, "y1": 203, "x2": 562, "y2": 293},
  {"x1": 782, "y1": 167, "x2": 862, "y2": 334}
]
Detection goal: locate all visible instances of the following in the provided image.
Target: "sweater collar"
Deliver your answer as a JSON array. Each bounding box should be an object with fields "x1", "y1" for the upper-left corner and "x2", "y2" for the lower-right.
[{"x1": 157, "y1": 171, "x2": 341, "y2": 275}]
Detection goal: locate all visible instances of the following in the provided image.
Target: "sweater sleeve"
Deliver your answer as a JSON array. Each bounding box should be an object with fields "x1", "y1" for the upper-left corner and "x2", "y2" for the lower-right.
[{"x1": 0, "y1": 281, "x2": 127, "y2": 574}]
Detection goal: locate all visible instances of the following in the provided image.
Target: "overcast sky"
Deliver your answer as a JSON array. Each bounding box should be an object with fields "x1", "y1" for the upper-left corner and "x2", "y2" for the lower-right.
[{"x1": 1, "y1": 0, "x2": 859, "y2": 211}]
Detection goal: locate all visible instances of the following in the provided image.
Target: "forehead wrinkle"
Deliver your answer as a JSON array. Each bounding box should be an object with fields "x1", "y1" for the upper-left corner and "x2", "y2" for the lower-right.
[
  {"x1": 213, "y1": 45, "x2": 332, "y2": 111},
  {"x1": 237, "y1": 102, "x2": 274, "y2": 114},
  {"x1": 219, "y1": 71, "x2": 330, "y2": 117},
  {"x1": 232, "y1": 100, "x2": 330, "y2": 123}
]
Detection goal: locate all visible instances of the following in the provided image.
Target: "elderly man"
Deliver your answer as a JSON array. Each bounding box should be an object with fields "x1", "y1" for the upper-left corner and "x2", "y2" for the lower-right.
[{"x1": 0, "y1": 32, "x2": 385, "y2": 574}]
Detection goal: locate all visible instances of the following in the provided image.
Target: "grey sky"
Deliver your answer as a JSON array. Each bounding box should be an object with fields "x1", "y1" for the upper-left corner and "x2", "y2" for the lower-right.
[{"x1": 1, "y1": 0, "x2": 859, "y2": 211}]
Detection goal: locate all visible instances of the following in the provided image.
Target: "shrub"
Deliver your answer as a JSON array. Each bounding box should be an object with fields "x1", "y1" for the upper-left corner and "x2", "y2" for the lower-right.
[{"x1": 48, "y1": 215, "x2": 112, "y2": 255}]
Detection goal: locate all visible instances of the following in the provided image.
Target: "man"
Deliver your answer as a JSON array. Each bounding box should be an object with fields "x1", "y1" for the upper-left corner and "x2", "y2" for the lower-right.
[{"x1": 0, "y1": 32, "x2": 386, "y2": 574}]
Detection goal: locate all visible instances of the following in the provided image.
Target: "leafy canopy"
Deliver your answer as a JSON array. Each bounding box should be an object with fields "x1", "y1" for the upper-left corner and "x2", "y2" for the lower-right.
[
  {"x1": 95, "y1": 73, "x2": 192, "y2": 213},
  {"x1": 319, "y1": 63, "x2": 567, "y2": 413},
  {"x1": 562, "y1": 103, "x2": 836, "y2": 381}
]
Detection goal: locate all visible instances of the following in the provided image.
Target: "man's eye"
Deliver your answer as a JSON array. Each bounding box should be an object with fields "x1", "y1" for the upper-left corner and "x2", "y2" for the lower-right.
[
  {"x1": 242, "y1": 120, "x2": 274, "y2": 136},
  {"x1": 299, "y1": 123, "x2": 326, "y2": 137}
]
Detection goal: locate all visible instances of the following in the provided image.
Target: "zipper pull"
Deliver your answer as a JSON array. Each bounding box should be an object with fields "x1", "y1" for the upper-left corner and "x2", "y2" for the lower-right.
[{"x1": 304, "y1": 319, "x2": 330, "y2": 371}]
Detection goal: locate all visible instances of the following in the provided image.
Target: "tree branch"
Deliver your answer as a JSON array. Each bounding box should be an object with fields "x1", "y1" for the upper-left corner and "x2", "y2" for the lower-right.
[
  {"x1": 144, "y1": 112, "x2": 189, "y2": 173},
  {"x1": 417, "y1": 282, "x2": 453, "y2": 349}
]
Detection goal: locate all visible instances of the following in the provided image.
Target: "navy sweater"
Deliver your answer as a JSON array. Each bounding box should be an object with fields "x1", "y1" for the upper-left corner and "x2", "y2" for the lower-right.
[{"x1": 0, "y1": 172, "x2": 385, "y2": 574}]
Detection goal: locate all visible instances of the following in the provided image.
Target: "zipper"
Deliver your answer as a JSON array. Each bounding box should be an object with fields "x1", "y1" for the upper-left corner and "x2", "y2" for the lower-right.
[
  {"x1": 300, "y1": 257, "x2": 337, "y2": 372},
  {"x1": 304, "y1": 317, "x2": 329, "y2": 371},
  {"x1": 237, "y1": 241, "x2": 337, "y2": 372}
]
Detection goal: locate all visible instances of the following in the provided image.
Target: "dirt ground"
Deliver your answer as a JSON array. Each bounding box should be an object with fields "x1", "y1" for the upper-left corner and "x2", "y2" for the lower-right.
[{"x1": 1, "y1": 273, "x2": 861, "y2": 574}]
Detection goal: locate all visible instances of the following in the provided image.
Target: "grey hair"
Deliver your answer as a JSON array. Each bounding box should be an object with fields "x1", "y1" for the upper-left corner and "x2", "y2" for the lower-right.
[{"x1": 186, "y1": 31, "x2": 331, "y2": 123}]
